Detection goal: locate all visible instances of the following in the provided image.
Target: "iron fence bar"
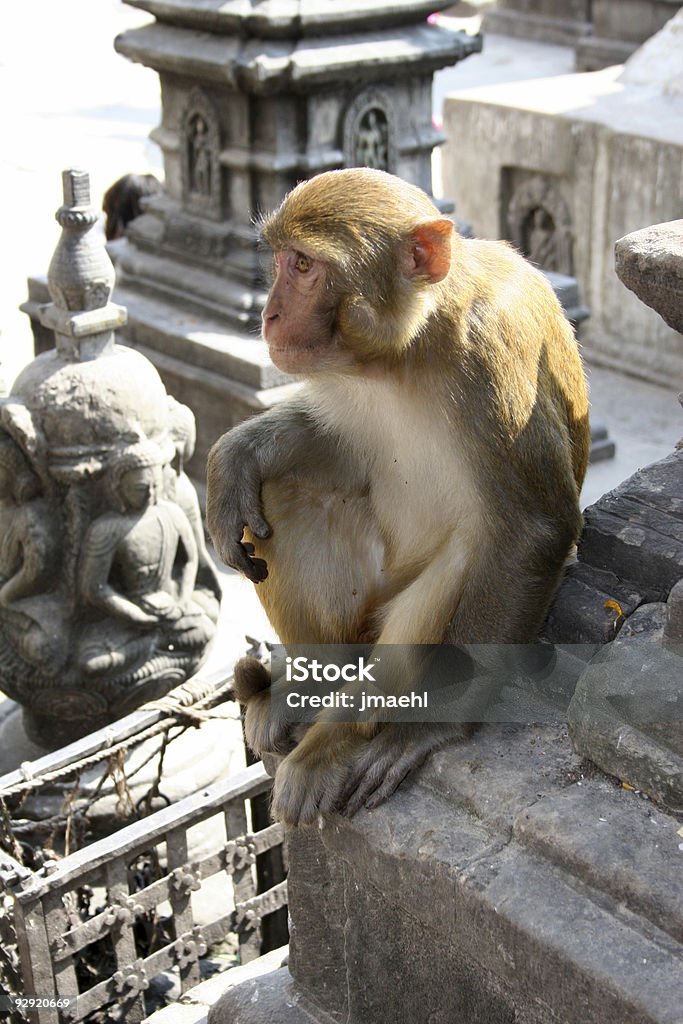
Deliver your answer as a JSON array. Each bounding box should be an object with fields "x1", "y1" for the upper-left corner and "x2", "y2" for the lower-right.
[
  {"x1": 42, "y1": 892, "x2": 79, "y2": 1014},
  {"x1": 224, "y1": 799, "x2": 261, "y2": 964},
  {"x1": 166, "y1": 826, "x2": 201, "y2": 993},
  {"x1": 10, "y1": 897, "x2": 57, "y2": 1024},
  {"x1": 104, "y1": 858, "x2": 146, "y2": 1024},
  {"x1": 52, "y1": 817, "x2": 284, "y2": 962},
  {"x1": 14, "y1": 763, "x2": 271, "y2": 903},
  {"x1": 235, "y1": 880, "x2": 289, "y2": 925}
]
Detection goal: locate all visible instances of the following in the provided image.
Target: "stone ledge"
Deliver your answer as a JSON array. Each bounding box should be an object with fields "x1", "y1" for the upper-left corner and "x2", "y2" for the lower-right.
[{"x1": 209, "y1": 724, "x2": 683, "y2": 1024}]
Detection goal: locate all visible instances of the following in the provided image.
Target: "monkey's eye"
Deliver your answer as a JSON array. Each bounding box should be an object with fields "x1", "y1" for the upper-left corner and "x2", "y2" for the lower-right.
[{"x1": 294, "y1": 252, "x2": 312, "y2": 273}]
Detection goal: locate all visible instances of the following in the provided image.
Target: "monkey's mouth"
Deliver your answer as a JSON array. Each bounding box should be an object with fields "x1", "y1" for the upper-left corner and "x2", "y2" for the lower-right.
[{"x1": 267, "y1": 337, "x2": 347, "y2": 374}]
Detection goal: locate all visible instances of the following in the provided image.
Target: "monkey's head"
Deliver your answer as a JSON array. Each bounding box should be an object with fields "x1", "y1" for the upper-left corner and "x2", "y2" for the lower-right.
[{"x1": 259, "y1": 169, "x2": 455, "y2": 374}]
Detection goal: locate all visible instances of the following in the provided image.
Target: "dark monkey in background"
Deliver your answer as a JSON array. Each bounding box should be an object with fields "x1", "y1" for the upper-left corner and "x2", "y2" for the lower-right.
[{"x1": 206, "y1": 168, "x2": 590, "y2": 826}]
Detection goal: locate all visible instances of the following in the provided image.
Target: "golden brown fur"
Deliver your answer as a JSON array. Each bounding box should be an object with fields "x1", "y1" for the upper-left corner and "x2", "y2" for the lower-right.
[{"x1": 207, "y1": 169, "x2": 589, "y2": 826}]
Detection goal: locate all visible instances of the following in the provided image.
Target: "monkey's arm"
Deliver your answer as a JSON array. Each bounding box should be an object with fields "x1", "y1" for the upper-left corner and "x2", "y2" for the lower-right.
[{"x1": 206, "y1": 398, "x2": 323, "y2": 582}]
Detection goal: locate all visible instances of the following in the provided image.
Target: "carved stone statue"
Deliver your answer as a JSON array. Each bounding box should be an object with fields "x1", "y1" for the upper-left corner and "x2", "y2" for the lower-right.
[
  {"x1": 507, "y1": 175, "x2": 574, "y2": 275},
  {"x1": 355, "y1": 109, "x2": 390, "y2": 170},
  {"x1": 0, "y1": 170, "x2": 220, "y2": 746}
]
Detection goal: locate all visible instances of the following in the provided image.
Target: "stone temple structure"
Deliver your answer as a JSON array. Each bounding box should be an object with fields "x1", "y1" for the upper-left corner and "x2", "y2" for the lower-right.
[
  {"x1": 483, "y1": 0, "x2": 682, "y2": 70},
  {"x1": 1, "y1": 170, "x2": 221, "y2": 748},
  {"x1": 441, "y1": 7, "x2": 683, "y2": 386},
  {"x1": 106, "y1": 0, "x2": 482, "y2": 478}
]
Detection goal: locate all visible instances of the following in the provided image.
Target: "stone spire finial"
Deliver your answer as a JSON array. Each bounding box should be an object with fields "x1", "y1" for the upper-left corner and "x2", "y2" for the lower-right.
[
  {"x1": 40, "y1": 167, "x2": 126, "y2": 359},
  {"x1": 59, "y1": 167, "x2": 93, "y2": 215}
]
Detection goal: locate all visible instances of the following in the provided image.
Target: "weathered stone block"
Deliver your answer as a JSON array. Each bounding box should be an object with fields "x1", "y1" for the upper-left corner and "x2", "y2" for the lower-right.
[
  {"x1": 576, "y1": 0, "x2": 682, "y2": 69},
  {"x1": 579, "y1": 448, "x2": 683, "y2": 600},
  {"x1": 484, "y1": 0, "x2": 592, "y2": 46},
  {"x1": 541, "y1": 561, "x2": 647, "y2": 643},
  {"x1": 441, "y1": 63, "x2": 683, "y2": 384},
  {"x1": 615, "y1": 219, "x2": 683, "y2": 335},
  {"x1": 568, "y1": 637, "x2": 683, "y2": 811}
]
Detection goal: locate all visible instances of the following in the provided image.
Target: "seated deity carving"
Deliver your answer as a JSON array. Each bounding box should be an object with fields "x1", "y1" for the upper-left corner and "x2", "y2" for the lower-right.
[{"x1": 77, "y1": 441, "x2": 217, "y2": 683}]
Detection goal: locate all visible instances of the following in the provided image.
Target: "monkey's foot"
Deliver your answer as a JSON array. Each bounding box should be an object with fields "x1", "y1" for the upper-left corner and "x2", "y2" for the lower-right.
[
  {"x1": 271, "y1": 726, "x2": 367, "y2": 827},
  {"x1": 272, "y1": 755, "x2": 349, "y2": 828},
  {"x1": 243, "y1": 691, "x2": 301, "y2": 758},
  {"x1": 337, "y1": 723, "x2": 473, "y2": 817}
]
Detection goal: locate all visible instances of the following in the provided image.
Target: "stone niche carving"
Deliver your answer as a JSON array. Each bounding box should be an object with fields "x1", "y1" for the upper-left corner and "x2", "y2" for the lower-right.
[
  {"x1": 506, "y1": 173, "x2": 574, "y2": 275},
  {"x1": 181, "y1": 89, "x2": 223, "y2": 220},
  {"x1": 0, "y1": 170, "x2": 221, "y2": 747},
  {"x1": 343, "y1": 89, "x2": 398, "y2": 172}
]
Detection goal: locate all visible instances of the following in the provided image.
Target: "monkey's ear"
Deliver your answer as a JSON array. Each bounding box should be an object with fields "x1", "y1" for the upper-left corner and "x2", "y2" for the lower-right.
[{"x1": 406, "y1": 218, "x2": 454, "y2": 284}]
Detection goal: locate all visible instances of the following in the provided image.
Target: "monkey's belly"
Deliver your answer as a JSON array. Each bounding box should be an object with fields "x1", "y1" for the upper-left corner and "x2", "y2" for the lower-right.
[{"x1": 249, "y1": 477, "x2": 387, "y2": 645}]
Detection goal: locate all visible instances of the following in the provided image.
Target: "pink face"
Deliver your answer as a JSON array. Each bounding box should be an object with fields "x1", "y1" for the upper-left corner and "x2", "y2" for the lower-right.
[{"x1": 262, "y1": 249, "x2": 353, "y2": 374}]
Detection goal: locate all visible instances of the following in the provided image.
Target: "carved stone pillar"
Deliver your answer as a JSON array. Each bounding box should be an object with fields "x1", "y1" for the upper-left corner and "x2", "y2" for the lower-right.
[{"x1": 0, "y1": 170, "x2": 221, "y2": 747}]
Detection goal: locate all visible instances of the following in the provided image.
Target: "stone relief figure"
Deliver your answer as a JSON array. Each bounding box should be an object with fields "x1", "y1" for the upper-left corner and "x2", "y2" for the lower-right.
[
  {"x1": 355, "y1": 109, "x2": 389, "y2": 170},
  {"x1": 0, "y1": 432, "x2": 65, "y2": 669},
  {"x1": 525, "y1": 207, "x2": 559, "y2": 270},
  {"x1": 343, "y1": 90, "x2": 397, "y2": 174},
  {"x1": 77, "y1": 441, "x2": 215, "y2": 681},
  {"x1": 507, "y1": 174, "x2": 574, "y2": 275},
  {"x1": 189, "y1": 115, "x2": 212, "y2": 196},
  {"x1": 181, "y1": 90, "x2": 223, "y2": 219},
  {"x1": 167, "y1": 396, "x2": 222, "y2": 622}
]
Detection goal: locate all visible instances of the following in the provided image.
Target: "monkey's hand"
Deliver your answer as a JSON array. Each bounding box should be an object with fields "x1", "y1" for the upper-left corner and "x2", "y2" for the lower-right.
[
  {"x1": 234, "y1": 657, "x2": 301, "y2": 757},
  {"x1": 206, "y1": 442, "x2": 271, "y2": 583}
]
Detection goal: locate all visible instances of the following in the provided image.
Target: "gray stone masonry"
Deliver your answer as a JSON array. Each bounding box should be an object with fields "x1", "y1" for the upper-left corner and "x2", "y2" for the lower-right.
[
  {"x1": 576, "y1": 0, "x2": 682, "y2": 71},
  {"x1": 482, "y1": 0, "x2": 682, "y2": 68},
  {"x1": 566, "y1": 219, "x2": 683, "y2": 813},
  {"x1": 440, "y1": 37, "x2": 683, "y2": 386},
  {"x1": 484, "y1": 0, "x2": 593, "y2": 47},
  {"x1": 208, "y1": 723, "x2": 683, "y2": 1024},
  {"x1": 615, "y1": 220, "x2": 683, "y2": 336}
]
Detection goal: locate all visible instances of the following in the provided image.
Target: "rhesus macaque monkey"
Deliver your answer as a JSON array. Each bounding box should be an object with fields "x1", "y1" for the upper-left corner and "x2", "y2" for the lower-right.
[
  {"x1": 206, "y1": 169, "x2": 589, "y2": 827},
  {"x1": 102, "y1": 173, "x2": 161, "y2": 241}
]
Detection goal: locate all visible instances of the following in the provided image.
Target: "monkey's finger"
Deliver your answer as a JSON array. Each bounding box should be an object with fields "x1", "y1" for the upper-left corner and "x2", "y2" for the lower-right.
[
  {"x1": 246, "y1": 513, "x2": 272, "y2": 540},
  {"x1": 230, "y1": 542, "x2": 269, "y2": 583},
  {"x1": 339, "y1": 754, "x2": 390, "y2": 816}
]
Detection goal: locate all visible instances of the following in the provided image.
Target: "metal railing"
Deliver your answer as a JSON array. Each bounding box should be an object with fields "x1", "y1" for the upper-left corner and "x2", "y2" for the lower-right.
[{"x1": 0, "y1": 670, "x2": 287, "y2": 1024}]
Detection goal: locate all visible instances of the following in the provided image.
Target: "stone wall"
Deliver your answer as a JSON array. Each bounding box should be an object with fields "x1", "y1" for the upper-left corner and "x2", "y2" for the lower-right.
[{"x1": 441, "y1": 68, "x2": 683, "y2": 383}]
